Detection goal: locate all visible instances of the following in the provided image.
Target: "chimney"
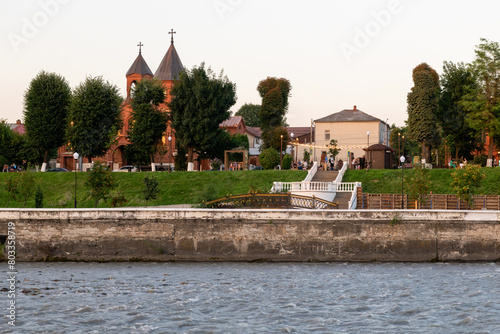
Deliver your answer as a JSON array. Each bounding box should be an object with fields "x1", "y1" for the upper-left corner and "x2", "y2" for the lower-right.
[
  {"x1": 353, "y1": 105, "x2": 357, "y2": 111},
  {"x1": 16, "y1": 119, "x2": 21, "y2": 124}
]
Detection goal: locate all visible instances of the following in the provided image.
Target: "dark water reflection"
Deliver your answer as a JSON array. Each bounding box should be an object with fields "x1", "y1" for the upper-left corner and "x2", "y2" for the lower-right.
[{"x1": 2, "y1": 262, "x2": 499, "y2": 333}]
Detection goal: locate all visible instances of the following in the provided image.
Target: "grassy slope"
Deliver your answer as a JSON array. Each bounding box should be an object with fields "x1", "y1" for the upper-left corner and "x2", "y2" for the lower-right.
[
  {"x1": 0, "y1": 170, "x2": 307, "y2": 209},
  {"x1": 342, "y1": 168, "x2": 500, "y2": 195}
]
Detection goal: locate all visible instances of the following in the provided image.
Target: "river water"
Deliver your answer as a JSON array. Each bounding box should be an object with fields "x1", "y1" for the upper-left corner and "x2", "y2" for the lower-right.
[{"x1": 1, "y1": 262, "x2": 499, "y2": 333}]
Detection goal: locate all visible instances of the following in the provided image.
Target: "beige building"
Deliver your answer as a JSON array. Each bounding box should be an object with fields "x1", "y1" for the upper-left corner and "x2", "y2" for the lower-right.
[{"x1": 313, "y1": 105, "x2": 391, "y2": 164}]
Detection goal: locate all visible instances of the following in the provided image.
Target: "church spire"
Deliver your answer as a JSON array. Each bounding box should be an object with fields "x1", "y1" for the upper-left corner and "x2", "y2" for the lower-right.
[{"x1": 154, "y1": 29, "x2": 184, "y2": 81}]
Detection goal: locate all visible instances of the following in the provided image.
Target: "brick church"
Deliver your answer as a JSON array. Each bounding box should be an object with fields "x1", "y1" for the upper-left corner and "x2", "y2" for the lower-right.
[{"x1": 57, "y1": 31, "x2": 183, "y2": 171}]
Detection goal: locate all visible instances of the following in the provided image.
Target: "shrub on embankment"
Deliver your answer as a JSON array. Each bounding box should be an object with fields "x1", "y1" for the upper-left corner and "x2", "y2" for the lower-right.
[{"x1": 0, "y1": 170, "x2": 306, "y2": 208}]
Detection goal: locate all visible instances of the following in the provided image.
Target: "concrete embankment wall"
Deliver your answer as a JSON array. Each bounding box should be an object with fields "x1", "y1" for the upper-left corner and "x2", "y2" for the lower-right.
[{"x1": 0, "y1": 209, "x2": 499, "y2": 262}]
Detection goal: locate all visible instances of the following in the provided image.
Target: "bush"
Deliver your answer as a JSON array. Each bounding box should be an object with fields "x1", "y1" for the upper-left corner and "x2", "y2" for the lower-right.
[
  {"x1": 35, "y1": 185, "x2": 43, "y2": 208},
  {"x1": 282, "y1": 154, "x2": 292, "y2": 170},
  {"x1": 471, "y1": 155, "x2": 487, "y2": 167},
  {"x1": 259, "y1": 148, "x2": 280, "y2": 170},
  {"x1": 210, "y1": 158, "x2": 222, "y2": 171},
  {"x1": 85, "y1": 162, "x2": 116, "y2": 208},
  {"x1": 451, "y1": 164, "x2": 485, "y2": 207},
  {"x1": 142, "y1": 175, "x2": 160, "y2": 207}
]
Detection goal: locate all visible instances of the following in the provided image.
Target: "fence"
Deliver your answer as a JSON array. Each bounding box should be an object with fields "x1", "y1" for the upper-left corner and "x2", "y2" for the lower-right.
[
  {"x1": 357, "y1": 193, "x2": 500, "y2": 210},
  {"x1": 204, "y1": 193, "x2": 338, "y2": 210}
]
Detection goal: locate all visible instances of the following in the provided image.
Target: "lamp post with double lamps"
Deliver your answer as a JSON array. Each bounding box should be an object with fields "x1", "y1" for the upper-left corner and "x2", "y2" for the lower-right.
[
  {"x1": 168, "y1": 135, "x2": 172, "y2": 173},
  {"x1": 73, "y1": 152, "x2": 79, "y2": 208},
  {"x1": 280, "y1": 134, "x2": 283, "y2": 169},
  {"x1": 400, "y1": 155, "x2": 405, "y2": 209}
]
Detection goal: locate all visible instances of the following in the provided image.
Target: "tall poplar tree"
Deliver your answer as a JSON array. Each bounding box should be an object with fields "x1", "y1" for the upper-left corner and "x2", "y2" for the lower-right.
[
  {"x1": 438, "y1": 61, "x2": 477, "y2": 160},
  {"x1": 461, "y1": 38, "x2": 500, "y2": 165},
  {"x1": 257, "y1": 77, "x2": 291, "y2": 151},
  {"x1": 23, "y1": 71, "x2": 71, "y2": 165},
  {"x1": 168, "y1": 63, "x2": 236, "y2": 163},
  {"x1": 127, "y1": 78, "x2": 168, "y2": 166},
  {"x1": 67, "y1": 76, "x2": 123, "y2": 161},
  {"x1": 407, "y1": 63, "x2": 440, "y2": 162}
]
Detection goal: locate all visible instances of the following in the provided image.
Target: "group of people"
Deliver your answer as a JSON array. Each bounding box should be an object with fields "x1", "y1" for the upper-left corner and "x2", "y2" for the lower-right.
[
  {"x1": 2, "y1": 163, "x2": 20, "y2": 172},
  {"x1": 292, "y1": 160, "x2": 309, "y2": 170},
  {"x1": 351, "y1": 155, "x2": 367, "y2": 170}
]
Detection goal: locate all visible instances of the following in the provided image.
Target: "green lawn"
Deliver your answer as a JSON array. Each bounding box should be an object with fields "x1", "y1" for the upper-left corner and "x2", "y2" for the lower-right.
[
  {"x1": 0, "y1": 170, "x2": 307, "y2": 208},
  {"x1": 342, "y1": 167, "x2": 500, "y2": 195}
]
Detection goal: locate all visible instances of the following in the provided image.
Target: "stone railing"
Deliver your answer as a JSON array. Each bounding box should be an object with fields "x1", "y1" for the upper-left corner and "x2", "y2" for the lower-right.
[
  {"x1": 303, "y1": 161, "x2": 318, "y2": 182},
  {"x1": 348, "y1": 182, "x2": 362, "y2": 210},
  {"x1": 334, "y1": 162, "x2": 348, "y2": 183}
]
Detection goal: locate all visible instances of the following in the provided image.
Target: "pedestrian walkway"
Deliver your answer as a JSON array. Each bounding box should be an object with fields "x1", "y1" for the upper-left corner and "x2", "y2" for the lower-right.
[{"x1": 311, "y1": 170, "x2": 338, "y2": 182}]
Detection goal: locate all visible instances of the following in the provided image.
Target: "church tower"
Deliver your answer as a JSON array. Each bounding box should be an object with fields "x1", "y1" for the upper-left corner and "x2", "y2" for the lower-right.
[
  {"x1": 154, "y1": 29, "x2": 184, "y2": 96},
  {"x1": 125, "y1": 42, "x2": 154, "y2": 99}
]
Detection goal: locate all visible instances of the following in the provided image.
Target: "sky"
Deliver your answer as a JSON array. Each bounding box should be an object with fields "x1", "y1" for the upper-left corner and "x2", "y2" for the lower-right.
[{"x1": 1, "y1": 0, "x2": 500, "y2": 128}]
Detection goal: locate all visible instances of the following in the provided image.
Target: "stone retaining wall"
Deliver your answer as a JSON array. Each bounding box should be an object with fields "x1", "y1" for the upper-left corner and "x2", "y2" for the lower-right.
[{"x1": 0, "y1": 209, "x2": 499, "y2": 262}]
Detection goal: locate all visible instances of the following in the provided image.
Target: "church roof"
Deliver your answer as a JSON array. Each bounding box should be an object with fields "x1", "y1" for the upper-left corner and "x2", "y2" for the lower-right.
[
  {"x1": 154, "y1": 42, "x2": 184, "y2": 81},
  {"x1": 315, "y1": 106, "x2": 381, "y2": 123},
  {"x1": 126, "y1": 53, "x2": 153, "y2": 76}
]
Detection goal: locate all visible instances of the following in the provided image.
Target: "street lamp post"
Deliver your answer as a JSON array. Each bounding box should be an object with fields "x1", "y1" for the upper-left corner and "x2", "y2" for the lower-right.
[
  {"x1": 168, "y1": 135, "x2": 172, "y2": 173},
  {"x1": 290, "y1": 132, "x2": 294, "y2": 164},
  {"x1": 73, "y1": 152, "x2": 79, "y2": 208},
  {"x1": 280, "y1": 134, "x2": 283, "y2": 169},
  {"x1": 366, "y1": 131, "x2": 370, "y2": 169},
  {"x1": 400, "y1": 155, "x2": 405, "y2": 209}
]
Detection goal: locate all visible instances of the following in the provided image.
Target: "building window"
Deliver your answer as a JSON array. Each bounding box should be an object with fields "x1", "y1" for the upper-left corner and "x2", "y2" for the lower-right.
[{"x1": 324, "y1": 130, "x2": 330, "y2": 141}]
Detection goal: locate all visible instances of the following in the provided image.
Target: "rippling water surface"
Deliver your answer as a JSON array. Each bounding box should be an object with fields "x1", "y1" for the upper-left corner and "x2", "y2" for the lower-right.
[{"x1": 1, "y1": 262, "x2": 499, "y2": 333}]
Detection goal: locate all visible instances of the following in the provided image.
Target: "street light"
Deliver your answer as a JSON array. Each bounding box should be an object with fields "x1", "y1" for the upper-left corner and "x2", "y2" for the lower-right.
[
  {"x1": 168, "y1": 135, "x2": 172, "y2": 173},
  {"x1": 73, "y1": 152, "x2": 79, "y2": 208},
  {"x1": 400, "y1": 155, "x2": 405, "y2": 209},
  {"x1": 367, "y1": 131, "x2": 370, "y2": 169},
  {"x1": 290, "y1": 132, "x2": 294, "y2": 164},
  {"x1": 280, "y1": 134, "x2": 283, "y2": 169}
]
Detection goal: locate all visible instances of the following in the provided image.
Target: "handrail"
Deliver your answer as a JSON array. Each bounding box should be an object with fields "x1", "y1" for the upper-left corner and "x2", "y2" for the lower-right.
[
  {"x1": 303, "y1": 162, "x2": 318, "y2": 182},
  {"x1": 347, "y1": 182, "x2": 362, "y2": 210},
  {"x1": 334, "y1": 162, "x2": 348, "y2": 183}
]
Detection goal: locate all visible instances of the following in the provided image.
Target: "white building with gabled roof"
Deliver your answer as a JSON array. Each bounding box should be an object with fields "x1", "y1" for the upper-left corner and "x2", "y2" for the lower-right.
[{"x1": 313, "y1": 105, "x2": 390, "y2": 163}]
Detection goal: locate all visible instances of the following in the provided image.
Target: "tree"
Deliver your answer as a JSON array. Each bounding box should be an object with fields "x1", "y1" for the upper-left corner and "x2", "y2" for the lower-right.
[
  {"x1": 257, "y1": 77, "x2": 292, "y2": 149},
  {"x1": 235, "y1": 103, "x2": 261, "y2": 127},
  {"x1": 23, "y1": 71, "x2": 71, "y2": 165},
  {"x1": 405, "y1": 164, "x2": 430, "y2": 209},
  {"x1": 142, "y1": 174, "x2": 160, "y2": 207},
  {"x1": 127, "y1": 78, "x2": 168, "y2": 166},
  {"x1": 461, "y1": 38, "x2": 500, "y2": 165},
  {"x1": 169, "y1": 63, "x2": 236, "y2": 163},
  {"x1": 327, "y1": 139, "x2": 341, "y2": 161},
  {"x1": 407, "y1": 63, "x2": 440, "y2": 162},
  {"x1": 16, "y1": 171, "x2": 37, "y2": 208},
  {"x1": 67, "y1": 76, "x2": 123, "y2": 161},
  {"x1": 261, "y1": 125, "x2": 289, "y2": 152},
  {"x1": 451, "y1": 164, "x2": 485, "y2": 208},
  {"x1": 438, "y1": 61, "x2": 478, "y2": 161},
  {"x1": 259, "y1": 147, "x2": 280, "y2": 170},
  {"x1": 85, "y1": 162, "x2": 116, "y2": 208}
]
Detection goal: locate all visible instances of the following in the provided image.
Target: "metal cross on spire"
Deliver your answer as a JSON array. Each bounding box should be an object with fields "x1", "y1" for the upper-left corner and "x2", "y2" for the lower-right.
[
  {"x1": 137, "y1": 42, "x2": 143, "y2": 54},
  {"x1": 169, "y1": 29, "x2": 176, "y2": 44}
]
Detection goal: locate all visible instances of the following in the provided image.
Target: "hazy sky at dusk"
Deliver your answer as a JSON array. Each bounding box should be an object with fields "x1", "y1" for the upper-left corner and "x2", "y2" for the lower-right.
[{"x1": 2, "y1": 0, "x2": 500, "y2": 128}]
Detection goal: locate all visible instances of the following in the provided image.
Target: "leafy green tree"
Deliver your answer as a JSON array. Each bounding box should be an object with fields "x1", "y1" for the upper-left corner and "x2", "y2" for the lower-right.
[
  {"x1": 235, "y1": 103, "x2": 261, "y2": 127},
  {"x1": 35, "y1": 185, "x2": 44, "y2": 208},
  {"x1": 407, "y1": 63, "x2": 440, "y2": 162},
  {"x1": 17, "y1": 171, "x2": 37, "y2": 208},
  {"x1": 259, "y1": 147, "x2": 280, "y2": 170},
  {"x1": 261, "y1": 125, "x2": 289, "y2": 152},
  {"x1": 405, "y1": 164, "x2": 430, "y2": 209},
  {"x1": 5, "y1": 176, "x2": 19, "y2": 208},
  {"x1": 451, "y1": 164, "x2": 485, "y2": 207},
  {"x1": 85, "y1": 162, "x2": 116, "y2": 208},
  {"x1": 67, "y1": 76, "x2": 123, "y2": 161},
  {"x1": 0, "y1": 120, "x2": 16, "y2": 165},
  {"x1": 142, "y1": 174, "x2": 160, "y2": 207},
  {"x1": 174, "y1": 142, "x2": 188, "y2": 171},
  {"x1": 127, "y1": 78, "x2": 168, "y2": 166},
  {"x1": 257, "y1": 77, "x2": 292, "y2": 149},
  {"x1": 461, "y1": 38, "x2": 500, "y2": 164},
  {"x1": 23, "y1": 71, "x2": 71, "y2": 165},
  {"x1": 169, "y1": 63, "x2": 236, "y2": 163},
  {"x1": 303, "y1": 149, "x2": 310, "y2": 165},
  {"x1": 438, "y1": 61, "x2": 477, "y2": 161},
  {"x1": 282, "y1": 154, "x2": 292, "y2": 170},
  {"x1": 327, "y1": 139, "x2": 341, "y2": 161}
]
